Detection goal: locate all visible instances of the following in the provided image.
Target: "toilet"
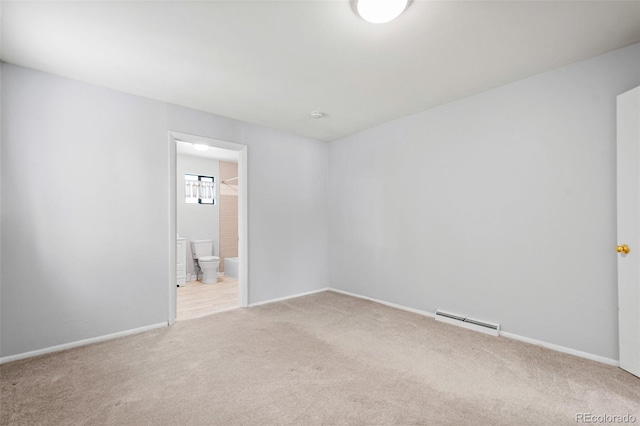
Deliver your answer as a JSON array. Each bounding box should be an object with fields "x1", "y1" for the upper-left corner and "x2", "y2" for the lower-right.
[{"x1": 191, "y1": 239, "x2": 220, "y2": 284}]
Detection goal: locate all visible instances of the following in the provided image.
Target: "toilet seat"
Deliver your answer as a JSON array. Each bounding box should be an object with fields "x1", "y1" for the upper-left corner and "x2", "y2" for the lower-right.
[{"x1": 198, "y1": 256, "x2": 220, "y2": 262}]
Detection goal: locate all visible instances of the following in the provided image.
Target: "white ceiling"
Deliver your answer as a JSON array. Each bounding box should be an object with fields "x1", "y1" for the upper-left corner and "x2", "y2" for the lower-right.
[
  {"x1": 176, "y1": 141, "x2": 239, "y2": 162},
  {"x1": 2, "y1": 1, "x2": 639, "y2": 142}
]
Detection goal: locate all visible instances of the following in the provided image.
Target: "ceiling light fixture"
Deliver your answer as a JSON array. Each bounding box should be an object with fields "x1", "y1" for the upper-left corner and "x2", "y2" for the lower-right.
[
  {"x1": 351, "y1": 0, "x2": 411, "y2": 24},
  {"x1": 193, "y1": 144, "x2": 209, "y2": 152},
  {"x1": 309, "y1": 111, "x2": 325, "y2": 119}
]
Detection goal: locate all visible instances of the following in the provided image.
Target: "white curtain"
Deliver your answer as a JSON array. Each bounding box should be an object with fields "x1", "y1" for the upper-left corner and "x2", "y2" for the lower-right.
[
  {"x1": 200, "y1": 181, "x2": 214, "y2": 199},
  {"x1": 185, "y1": 180, "x2": 198, "y2": 198},
  {"x1": 185, "y1": 179, "x2": 214, "y2": 199}
]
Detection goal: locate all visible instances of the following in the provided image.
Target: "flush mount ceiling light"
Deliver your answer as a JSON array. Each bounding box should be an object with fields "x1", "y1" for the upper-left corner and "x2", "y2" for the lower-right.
[
  {"x1": 309, "y1": 111, "x2": 325, "y2": 119},
  {"x1": 192, "y1": 143, "x2": 209, "y2": 152},
  {"x1": 351, "y1": 0, "x2": 411, "y2": 24}
]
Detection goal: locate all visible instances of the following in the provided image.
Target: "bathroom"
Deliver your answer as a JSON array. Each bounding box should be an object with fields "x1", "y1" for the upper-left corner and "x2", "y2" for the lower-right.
[{"x1": 175, "y1": 140, "x2": 240, "y2": 320}]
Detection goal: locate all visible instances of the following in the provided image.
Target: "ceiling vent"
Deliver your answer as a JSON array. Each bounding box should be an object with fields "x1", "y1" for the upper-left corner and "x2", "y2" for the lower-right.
[{"x1": 435, "y1": 309, "x2": 500, "y2": 336}]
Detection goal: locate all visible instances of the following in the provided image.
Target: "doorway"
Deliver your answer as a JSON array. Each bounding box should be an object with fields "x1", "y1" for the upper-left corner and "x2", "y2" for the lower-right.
[{"x1": 168, "y1": 131, "x2": 248, "y2": 324}]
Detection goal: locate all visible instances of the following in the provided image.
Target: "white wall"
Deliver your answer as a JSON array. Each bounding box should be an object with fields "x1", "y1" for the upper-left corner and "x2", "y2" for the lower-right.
[
  {"x1": 1, "y1": 64, "x2": 169, "y2": 357},
  {"x1": 0, "y1": 63, "x2": 329, "y2": 358},
  {"x1": 177, "y1": 153, "x2": 220, "y2": 276},
  {"x1": 328, "y1": 43, "x2": 640, "y2": 360}
]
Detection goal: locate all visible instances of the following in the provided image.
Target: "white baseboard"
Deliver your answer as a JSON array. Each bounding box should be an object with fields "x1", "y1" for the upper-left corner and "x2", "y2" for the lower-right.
[
  {"x1": 0, "y1": 322, "x2": 168, "y2": 365},
  {"x1": 499, "y1": 331, "x2": 619, "y2": 367},
  {"x1": 327, "y1": 287, "x2": 619, "y2": 367},
  {"x1": 327, "y1": 288, "x2": 436, "y2": 318},
  {"x1": 3, "y1": 290, "x2": 619, "y2": 368},
  {"x1": 248, "y1": 287, "x2": 329, "y2": 307}
]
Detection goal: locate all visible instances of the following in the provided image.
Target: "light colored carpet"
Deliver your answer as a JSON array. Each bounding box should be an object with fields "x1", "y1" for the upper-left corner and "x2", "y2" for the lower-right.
[
  {"x1": 1, "y1": 291, "x2": 638, "y2": 425},
  {"x1": 177, "y1": 276, "x2": 239, "y2": 321}
]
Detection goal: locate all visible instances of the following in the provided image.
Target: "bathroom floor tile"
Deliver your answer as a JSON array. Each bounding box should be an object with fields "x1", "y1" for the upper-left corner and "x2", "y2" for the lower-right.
[{"x1": 176, "y1": 276, "x2": 239, "y2": 321}]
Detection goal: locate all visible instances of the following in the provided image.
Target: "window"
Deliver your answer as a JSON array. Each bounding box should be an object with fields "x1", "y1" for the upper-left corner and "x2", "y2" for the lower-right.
[{"x1": 185, "y1": 174, "x2": 215, "y2": 204}]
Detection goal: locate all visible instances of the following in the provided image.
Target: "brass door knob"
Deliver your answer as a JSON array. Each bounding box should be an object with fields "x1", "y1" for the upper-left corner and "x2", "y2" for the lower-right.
[{"x1": 616, "y1": 244, "x2": 630, "y2": 254}]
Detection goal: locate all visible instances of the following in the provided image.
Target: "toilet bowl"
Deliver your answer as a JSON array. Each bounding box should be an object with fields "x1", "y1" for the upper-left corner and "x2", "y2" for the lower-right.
[
  {"x1": 191, "y1": 239, "x2": 220, "y2": 284},
  {"x1": 198, "y1": 256, "x2": 220, "y2": 284}
]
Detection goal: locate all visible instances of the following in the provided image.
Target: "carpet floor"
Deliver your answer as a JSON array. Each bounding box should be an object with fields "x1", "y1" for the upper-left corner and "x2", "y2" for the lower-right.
[{"x1": 1, "y1": 291, "x2": 639, "y2": 425}]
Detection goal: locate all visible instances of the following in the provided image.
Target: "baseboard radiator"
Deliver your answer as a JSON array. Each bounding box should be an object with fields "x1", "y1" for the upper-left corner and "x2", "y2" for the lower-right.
[{"x1": 434, "y1": 310, "x2": 500, "y2": 336}]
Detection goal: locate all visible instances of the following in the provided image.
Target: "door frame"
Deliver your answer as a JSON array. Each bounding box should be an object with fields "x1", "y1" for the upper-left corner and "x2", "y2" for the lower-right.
[{"x1": 168, "y1": 131, "x2": 249, "y2": 324}]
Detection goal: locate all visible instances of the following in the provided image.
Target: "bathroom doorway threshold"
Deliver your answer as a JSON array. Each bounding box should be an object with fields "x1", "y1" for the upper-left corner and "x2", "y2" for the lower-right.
[{"x1": 168, "y1": 131, "x2": 249, "y2": 325}]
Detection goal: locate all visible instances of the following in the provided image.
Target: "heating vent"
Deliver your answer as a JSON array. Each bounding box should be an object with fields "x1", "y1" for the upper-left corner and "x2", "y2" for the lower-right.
[{"x1": 435, "y1": 309, "x2": 500, "y2": 336}]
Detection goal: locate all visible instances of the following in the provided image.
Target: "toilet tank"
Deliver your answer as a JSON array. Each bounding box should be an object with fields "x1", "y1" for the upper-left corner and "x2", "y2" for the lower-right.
[{"x1": 191, "y1": 239, "x2": 213, "y2": 259}]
